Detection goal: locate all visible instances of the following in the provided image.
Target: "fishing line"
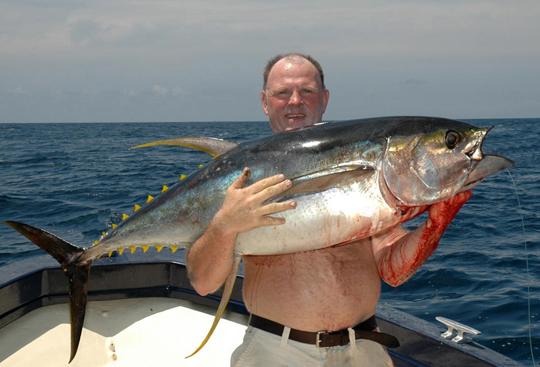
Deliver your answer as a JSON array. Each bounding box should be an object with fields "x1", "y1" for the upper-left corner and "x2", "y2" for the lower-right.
[{"x1": 506, "y1": 169, "x2": 536, "y2": 367}]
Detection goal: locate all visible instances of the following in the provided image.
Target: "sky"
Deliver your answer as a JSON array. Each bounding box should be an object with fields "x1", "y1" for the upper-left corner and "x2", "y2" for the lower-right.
[{"x1": 1, "y1": 0, "x2": 539, "y2": 123}]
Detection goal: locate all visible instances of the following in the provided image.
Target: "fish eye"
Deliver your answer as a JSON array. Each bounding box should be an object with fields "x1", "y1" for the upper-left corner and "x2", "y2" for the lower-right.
[{"x1": 445, "y1": 130, "x2": 460, "y2": 149}]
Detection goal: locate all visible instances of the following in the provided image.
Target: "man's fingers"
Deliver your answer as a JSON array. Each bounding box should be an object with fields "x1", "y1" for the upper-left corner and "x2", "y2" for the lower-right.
[
  {"x1": 247, "y1": 173, "x2": 288, "y2": 194},
  {"x1": 230, "y1": 167, "x2": 251, "y2": 190},
  {"x1": 230, "y1": 170, "x2": 290, "y2": 198},
  {"x1": 259, "y1": 200, "x2": 297, "y2": 216},
  {"x1": 252, "y1": 177, "x2": 292, "y2": 204},
  {"x1": 258, "y1": 215, "x2": 287, "y2": 227},
  {"x1": 221, "y1": 171, "x2": 296, "y2": 233}
]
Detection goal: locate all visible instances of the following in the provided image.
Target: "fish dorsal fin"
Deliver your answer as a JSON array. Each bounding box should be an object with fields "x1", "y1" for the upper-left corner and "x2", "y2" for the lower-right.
[
  {"x1": 186, "y1": 254, "x2": 242, "y2": 358},
  {"x1": 273, "y1": 165, "x2": 375, "y2": 201},
  {"x1": 131, "y1": 137, "x2": 239, "y2": 158}
]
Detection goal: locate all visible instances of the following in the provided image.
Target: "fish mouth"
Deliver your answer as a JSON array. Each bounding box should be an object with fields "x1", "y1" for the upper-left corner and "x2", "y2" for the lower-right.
[{"x1": 461, "y1": 154, "x2": 514, "y2": 191}]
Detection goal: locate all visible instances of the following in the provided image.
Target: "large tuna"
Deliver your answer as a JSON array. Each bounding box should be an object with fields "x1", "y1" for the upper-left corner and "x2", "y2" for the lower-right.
[{"x1": 3, "y1": 116, "x2": 513, "y2": 362}]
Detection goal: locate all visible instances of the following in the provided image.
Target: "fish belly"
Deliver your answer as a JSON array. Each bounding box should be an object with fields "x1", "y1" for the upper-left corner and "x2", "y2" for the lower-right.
[{"x1": 235, "y1": 176, "x2": 399, "y2": 255}]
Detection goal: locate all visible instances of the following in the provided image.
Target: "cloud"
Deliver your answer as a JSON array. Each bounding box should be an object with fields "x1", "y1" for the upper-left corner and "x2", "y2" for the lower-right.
[
  {"x1": 152, "y1": 85, "x2": 168, "y2": 95},
  {"x1": 4, "y1": 1, "x2": 540, "y2": 60},
  {"x1": 1, "y1": 0, "x2": 539, "y2": 121},
  {"x1": 11, "y1": 87, "x2": 26, "y2": 94}
]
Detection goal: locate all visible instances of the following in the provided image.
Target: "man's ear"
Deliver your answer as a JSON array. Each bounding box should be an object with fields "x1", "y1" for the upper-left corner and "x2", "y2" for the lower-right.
[
  {"x1": 322, "y1": 89, "x2": 330, "y2": 114},
  {"x1": 260, "y1": 90, "x2": 269, "y2": 116}
]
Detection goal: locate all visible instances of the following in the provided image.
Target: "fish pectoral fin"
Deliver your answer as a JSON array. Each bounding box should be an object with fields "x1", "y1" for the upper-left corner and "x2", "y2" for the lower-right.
[
  {"x1": 186, "y1": 254, "x2": 242, "y2": 358},
  {"x1": 273, "y1": 167, "x2": 375, "y2": 201},
  {"x1": 130, "y1": 137, "x2": 240, "y2": 158}
]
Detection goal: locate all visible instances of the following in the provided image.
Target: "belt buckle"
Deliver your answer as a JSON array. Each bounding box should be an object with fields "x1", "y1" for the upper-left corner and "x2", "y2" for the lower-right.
[{"x1": 316, "y1": 331, "x2": 324, "y2": 349}]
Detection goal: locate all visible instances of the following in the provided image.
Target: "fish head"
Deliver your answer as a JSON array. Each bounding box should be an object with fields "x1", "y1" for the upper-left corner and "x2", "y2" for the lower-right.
[{"x1": 382, "y1": 124, "x2": 513, "y2": 206}]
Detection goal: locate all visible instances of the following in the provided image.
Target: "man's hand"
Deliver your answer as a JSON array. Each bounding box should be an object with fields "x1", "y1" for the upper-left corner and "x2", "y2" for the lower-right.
[
  {"x1": 187, "y1": 167, "x2": 296, "y2": 296},
  {"x1": 212, "y1": 167, "x2": 297, "y2": 235}
]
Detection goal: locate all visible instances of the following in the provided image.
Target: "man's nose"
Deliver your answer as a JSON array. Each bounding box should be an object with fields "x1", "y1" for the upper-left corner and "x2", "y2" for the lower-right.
[{"x1": 288, "y1": 91, "x2": 303, "y2": 106}]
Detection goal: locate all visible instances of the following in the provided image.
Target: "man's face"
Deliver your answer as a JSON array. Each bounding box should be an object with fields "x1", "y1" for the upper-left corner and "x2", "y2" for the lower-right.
[{"x1": 261, "y1": 58, "x2": 330, "y2": 134}]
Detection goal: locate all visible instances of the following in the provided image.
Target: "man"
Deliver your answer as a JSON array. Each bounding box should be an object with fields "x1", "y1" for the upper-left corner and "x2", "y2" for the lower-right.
[{"x1": 186, "y1": 53, "x2": 471, "y2": 366}]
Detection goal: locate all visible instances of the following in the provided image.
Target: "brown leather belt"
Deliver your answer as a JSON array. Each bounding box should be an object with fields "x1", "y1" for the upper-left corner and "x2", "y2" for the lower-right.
[{"x1": 249, "y1": 314, "x2": 400, "y2": 349}]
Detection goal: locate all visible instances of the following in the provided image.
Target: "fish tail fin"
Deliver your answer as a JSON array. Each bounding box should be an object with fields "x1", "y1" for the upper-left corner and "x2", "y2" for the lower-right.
[
  {"x1": 186, "y1": 254, "x2": 242, "y2": 358},
  {"x1": 2, "y1": 221, "x2": 91, "y2": 363}
]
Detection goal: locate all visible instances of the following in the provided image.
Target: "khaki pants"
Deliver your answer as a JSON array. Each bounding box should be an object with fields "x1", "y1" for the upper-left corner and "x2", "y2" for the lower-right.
[{"x1": 231, "y1": 326, "x2": 395, "y2": 367}]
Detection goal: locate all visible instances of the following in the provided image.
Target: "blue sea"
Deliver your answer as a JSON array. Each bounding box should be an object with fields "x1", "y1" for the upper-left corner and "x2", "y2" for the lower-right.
[{"x1": 0, "y1": 119, "x2": 538, "y2": 366}]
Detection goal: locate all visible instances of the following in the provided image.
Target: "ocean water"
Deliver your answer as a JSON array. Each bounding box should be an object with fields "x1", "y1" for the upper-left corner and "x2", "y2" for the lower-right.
[{"x1": 0, "y1": 119, "x2": 538, "y2": 366}]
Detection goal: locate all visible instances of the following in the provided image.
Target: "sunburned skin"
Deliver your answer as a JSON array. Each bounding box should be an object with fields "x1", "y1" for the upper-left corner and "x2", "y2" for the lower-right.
[
  {"x1": 243, "y1": 238, "x2": 381, "y2": 333},
  {"x1": 242, "y1": 190, "x2": 472, "y2": 333}
]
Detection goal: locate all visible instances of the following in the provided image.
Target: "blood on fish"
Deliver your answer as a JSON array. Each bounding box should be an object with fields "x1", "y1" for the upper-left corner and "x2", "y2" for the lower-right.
[
  {"x1": 380, "y1": 192, "x2": 471, "y2": 287},
  {"x1": 251, "y1": 256, "x2": 274, "y2": 267}
]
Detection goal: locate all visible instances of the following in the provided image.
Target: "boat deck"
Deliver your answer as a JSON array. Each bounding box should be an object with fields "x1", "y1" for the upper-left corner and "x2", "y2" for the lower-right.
[
  {"x1": 0, "y1": 251, "x2": 524, "y2": 366},
  {"x1": 0, "y1": 297, "x2": 248, "y2": 366}
]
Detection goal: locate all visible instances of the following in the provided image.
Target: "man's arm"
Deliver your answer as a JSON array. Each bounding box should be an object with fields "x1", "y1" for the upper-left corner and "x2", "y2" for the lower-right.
[
  {"x1": 372, "y1": 190, "x2": 472, "y2": 287},
  {"x1": 186, "y1": 167, "x2": 296, "y2": 296}
]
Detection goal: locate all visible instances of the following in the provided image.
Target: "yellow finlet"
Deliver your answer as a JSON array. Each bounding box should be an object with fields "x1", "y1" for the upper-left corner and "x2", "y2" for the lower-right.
[
  {"x1": 122, "y1": 214, "x2": 129, "y2": 221},
  {"x1": 108, "y1": 251, "x2": 113, "y2": 257},
  {"x1": 170, "y1": 246, "x2": 178, "y2": 253},
  {"x1": 161, "y1": 185, "x2": 169, "y2": 193},
  {"x1": 134, "y1": 204, "x2": 141, "y2": 212},
  {"x1": 102, "y1": 232, "x2": 106, "y2": 237},
  {"x1": 118, "y1": 248, "x2": 125, "y2": 255},
  {"x1": 129, "y1": 246, "x2": 137, "y2": 254},
  {"x1": 155, "y1": 245, "x2": 163, "y2": 252},
  {"x1": 198, "y1": 164, "x2": 203, "y2": 169},
  {"x1": 142, "y1": 245, "x2": 149, "y2": 253},
  {"x1": 146, "y1": 195, "x2": 154, "y2": 203},
  {"x1": 94, "y1": 240, "x2": 99, "y2": 245},
  {"x1": 179, "y1": 174, "x2": 186, "y2": 181},
  {"x1": 112, "y1": 223, "x2": 117, "y2": 229}
]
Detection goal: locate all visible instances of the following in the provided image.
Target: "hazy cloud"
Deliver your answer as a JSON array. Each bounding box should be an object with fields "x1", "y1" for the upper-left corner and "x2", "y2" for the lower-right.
[
  {"x1": 152, "y1": 85, "x2": 169, "y2": 96},
  {"x1": 1, "y1": 0, "x2": 539, "y2": 122}
]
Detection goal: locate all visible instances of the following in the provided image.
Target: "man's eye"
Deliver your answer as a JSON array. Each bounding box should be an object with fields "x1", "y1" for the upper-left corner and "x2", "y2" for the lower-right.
[{"x1": 302, "y1": 89, "x2": 313, "y2": 94}]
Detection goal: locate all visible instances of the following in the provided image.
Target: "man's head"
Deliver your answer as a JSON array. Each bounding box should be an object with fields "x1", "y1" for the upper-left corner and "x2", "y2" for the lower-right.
[{"x1": 261, "y1": 53, "x2": 330, "y2": 134}]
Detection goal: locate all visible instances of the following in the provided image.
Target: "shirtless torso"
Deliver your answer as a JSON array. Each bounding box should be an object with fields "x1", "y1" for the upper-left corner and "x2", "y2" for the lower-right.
[{"x1": 243, "y1": 238, "x2": 380, "y2": 332}]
